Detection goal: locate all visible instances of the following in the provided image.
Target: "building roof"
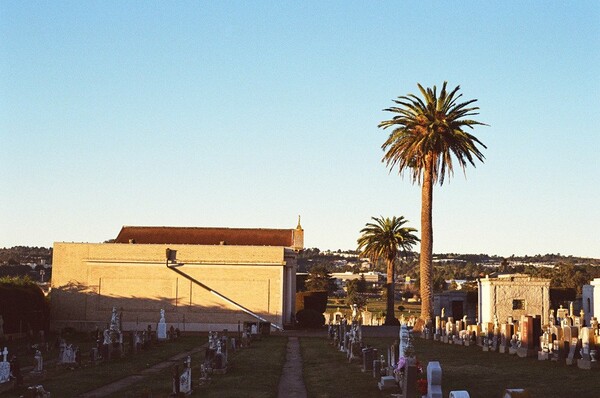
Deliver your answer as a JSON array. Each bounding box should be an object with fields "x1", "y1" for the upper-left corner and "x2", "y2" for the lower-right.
[{"x1": 114, "y1": 226, "x2": 300, "y2": 248}]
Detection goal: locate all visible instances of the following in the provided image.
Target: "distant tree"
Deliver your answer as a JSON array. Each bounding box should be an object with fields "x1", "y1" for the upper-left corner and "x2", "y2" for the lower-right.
[
  {"x1": 346, "y1": 291, "x2": 367, "y2": 308},
  {"x1": 305, "y1": 264, "x2": 336, "y2": 294},
  {"x1": 379, "y1": 82, "x2": 487, "y2": 323},
  {"x1": 357, "y1": 216, "x2": 418, "y2": 325},
  {"x1": 346, "y1": 275, "x2": 367, "y2": 296},
  {"x1": 498, "y1": 258, "x2": 510, "y2": 273}
]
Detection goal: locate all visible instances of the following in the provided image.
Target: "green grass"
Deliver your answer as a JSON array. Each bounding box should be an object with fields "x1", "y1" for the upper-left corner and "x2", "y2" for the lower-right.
[
  {"x1": 4, "y1": 335, "x2": 201, "y2": 397},
  {"x1": 406, "y1": 337, "x2": 599, "y2": 398},
  {"x1": 118, "y1": 335, "x2": 288, "y2": 398},
  {"x1": 5, "y1": 330, "x2": 598, "y2": 398},
  {"x1": 300, "y1": 337, "x2": 391, "y2": 398}
]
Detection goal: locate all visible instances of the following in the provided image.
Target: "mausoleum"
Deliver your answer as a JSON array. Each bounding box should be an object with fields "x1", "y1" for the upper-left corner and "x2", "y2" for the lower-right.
[
  {"x1": 433, "y1": 290, "x2": 478, "y2": 323},
  {"x1": 50, "y1": 222, "x2": 303, "y2": 332},
  {"x1": 582, "y1": 278, "x2": 600, "y2": 326},
  {"x1": 477, "y1": 274, "x2": 550, "y2": 325}
]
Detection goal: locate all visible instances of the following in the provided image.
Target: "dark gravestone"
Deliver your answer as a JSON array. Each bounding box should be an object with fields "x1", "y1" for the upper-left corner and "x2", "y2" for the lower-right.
[
  {"x1": 373, "y1": 359, "x2": 381, "y2": 379},
  {"x1": 532, "y1": 316, "x2": 542, "y2": 350},
  {"x1": 362, "y1": 347, "x2": 375, "y2": 372},
  {"x1": 402, "y1": 362, "x2": 418, "y2": 398},
  {"x1": 517, "y1": 315, "x2": 536, "y2": 357}
]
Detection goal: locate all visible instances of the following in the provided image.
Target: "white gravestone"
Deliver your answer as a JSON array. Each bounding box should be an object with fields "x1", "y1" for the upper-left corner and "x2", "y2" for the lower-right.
[
  {"x1": 110, "y1": 307, "x2": 120, "y2": 331},
  {"x1": 426, "y1": 361, "x2": 442, "y2": 398},
  {"x1": 179, "y1": 356, "x2": 192, "y2": 395},
  {"x1": 157, "y1": 309, "x2": 167, "y2": 340},
  {"x1": 33, "y1": 350, "x2": 43, "y2": 373},
  {"x1": 399, "y1": 324, "x2": 409, "y2": 359},
  {"x1": 449, "y1": 392, "x2": 470, "y2": 398},
  {"x1": 60, "y1": 344, "x2": 76, "y2": 364},
  {"x1": 0, "y1": 347, "x2": 10, "y2": 384}
]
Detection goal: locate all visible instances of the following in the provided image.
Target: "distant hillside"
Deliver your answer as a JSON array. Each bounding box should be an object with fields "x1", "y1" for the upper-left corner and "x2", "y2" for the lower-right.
[
  {"x1": 0, "y1": 246, "x2": 52, "y2": 281},
  {"x1": 0, "y1": 246, "x2": 52, "y2": 265}
]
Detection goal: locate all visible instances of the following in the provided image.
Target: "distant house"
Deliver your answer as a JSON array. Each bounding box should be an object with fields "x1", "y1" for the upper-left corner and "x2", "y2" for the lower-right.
[
  {"x1": 330, "y1": 271, "x2": 380, "y2": 287},
  {"x1": 51, "y1": 222, "x2": 303, "y2": 332}
]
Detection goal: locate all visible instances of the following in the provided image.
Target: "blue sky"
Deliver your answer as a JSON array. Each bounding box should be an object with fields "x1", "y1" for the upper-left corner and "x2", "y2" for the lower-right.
[{"x1": 1, "y1": 2, "x2": 599, "y2": 258}]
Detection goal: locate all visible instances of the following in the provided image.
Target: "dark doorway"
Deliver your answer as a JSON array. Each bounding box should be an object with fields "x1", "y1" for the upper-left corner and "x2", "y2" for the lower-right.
[{"x1": 451, "y1": 300, "x2": 464, "y2": 319}]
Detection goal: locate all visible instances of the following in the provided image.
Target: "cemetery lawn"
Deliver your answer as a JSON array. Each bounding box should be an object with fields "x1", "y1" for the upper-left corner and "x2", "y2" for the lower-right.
[
  {"x1": 300, "y1": 337, "x2": 391, "y2": 398},
  {"x1": 5, "y1": 331, "x2": 599, "y2": 397},
  {"x1": 3, "y1": 334, "x2": 200, "y2": 398},
  {"x1": 114, "y1": 334, "x2": 288, "y2": 398},
  {"x1": 373, "y1": 336, "x2": 599, "y2": 398}
]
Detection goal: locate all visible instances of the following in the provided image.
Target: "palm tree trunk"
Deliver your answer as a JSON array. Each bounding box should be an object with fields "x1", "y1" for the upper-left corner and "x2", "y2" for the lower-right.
[
  {"x1": 420, "y1": 157, "x2": 434, "y2": 323},
  {"x1": 386, "y1": 258, "x2": 395, "y2": 325}
]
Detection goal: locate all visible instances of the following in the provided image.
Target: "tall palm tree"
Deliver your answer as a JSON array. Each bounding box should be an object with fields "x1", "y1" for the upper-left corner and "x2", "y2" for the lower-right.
[
  {"x1": 357, "y1": 216, "x2": 418, "y2": 325},
  {"x1": 378, "y1": 82, "x2": 487, "y2": 324}
]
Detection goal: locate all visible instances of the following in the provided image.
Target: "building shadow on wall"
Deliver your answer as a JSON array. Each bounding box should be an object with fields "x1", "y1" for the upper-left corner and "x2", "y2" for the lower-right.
[{"x1": 51, "y1": 281, "x2": 282, "y2": 333}]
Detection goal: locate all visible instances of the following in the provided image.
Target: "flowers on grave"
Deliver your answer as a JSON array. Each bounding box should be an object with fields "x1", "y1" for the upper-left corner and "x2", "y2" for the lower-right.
[
  {"x1": 417, "y1": 378, "x2": 428, "y2": 395},
  {"x1": 393, "y1": 356, "x2": 424, "y2": 378}
]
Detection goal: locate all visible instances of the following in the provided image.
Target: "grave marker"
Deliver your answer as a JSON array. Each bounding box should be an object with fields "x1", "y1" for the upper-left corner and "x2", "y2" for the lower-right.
[
  {"x1": 449, "y1": 392, "x2": 470, "y2": 398},
  {"x1": 0, "y1": 347, "x2": 10, "y2": 384},
  {"x1": 426, "y1": 361, "x2": 442, "y2": 398}
]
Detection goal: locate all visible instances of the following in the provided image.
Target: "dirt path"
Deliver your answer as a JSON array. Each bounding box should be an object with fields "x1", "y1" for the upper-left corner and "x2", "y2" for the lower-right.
[
  {"x1": 77, "y1": 346, "x2": 205, "y2": 397},
  {"x1": 277, "y1": 336, "x2": 307, "y2": 398}
]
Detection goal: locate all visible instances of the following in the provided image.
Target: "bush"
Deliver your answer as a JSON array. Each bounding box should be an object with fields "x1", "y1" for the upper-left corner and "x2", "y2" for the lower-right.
[
  {"x1": 296, "y1": 309, "x2": 325, "y2": 329},
  {"x1": 295, "y1": 291, "x2": 328, "y2": 313},
  {"x1": 0, "y1": 277, "x2": 49, "y2": 334},
  {"x1": 346, "y1": 292, "x2": 367, "y2": 308}
]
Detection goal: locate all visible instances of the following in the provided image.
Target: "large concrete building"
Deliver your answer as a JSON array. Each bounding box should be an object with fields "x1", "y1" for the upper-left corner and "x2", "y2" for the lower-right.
[{"x1": 50, "y1": 223, "x2": 303, "y2": 332}]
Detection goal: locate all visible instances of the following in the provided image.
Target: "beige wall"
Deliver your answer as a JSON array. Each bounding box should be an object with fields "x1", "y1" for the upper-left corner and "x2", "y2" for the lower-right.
[
  {"x1": 51, "y1": 243, "x2": 296, "y2": 332},
  {"x1": 478, "y1": 275, "x2": 550, "y2": 325}
]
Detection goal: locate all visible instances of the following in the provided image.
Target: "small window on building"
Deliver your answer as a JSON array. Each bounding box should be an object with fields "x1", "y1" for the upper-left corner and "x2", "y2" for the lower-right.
[{"x1": 512, "y1": 299, "x2": 525, "y2": 310}]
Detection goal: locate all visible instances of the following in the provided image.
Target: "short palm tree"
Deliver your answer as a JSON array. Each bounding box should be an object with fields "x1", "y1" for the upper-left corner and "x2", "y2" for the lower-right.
[
  {"x1": 357, "y1": 216, "x2": 418, "y2": 325},
  {"x1": 379, "y1": 82, "x2": 487, "y2": 324}
]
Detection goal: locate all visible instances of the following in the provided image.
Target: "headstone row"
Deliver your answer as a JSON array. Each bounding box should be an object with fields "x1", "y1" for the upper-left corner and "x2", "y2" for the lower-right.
[{"x1": 430, "y1": 307, "x2": 599, "y2": 370}]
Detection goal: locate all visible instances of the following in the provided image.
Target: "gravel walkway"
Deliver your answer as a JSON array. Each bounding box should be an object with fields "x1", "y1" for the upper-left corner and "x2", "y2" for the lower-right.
[
  {"x1": 277, "y1": 336, "x2": 307, "y2": 398},
  {"x1": 77, "y1": 346, "x2": 205, "y2": 397}
]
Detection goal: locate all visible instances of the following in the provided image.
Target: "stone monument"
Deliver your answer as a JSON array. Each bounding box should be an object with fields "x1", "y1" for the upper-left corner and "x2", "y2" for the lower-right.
[
  {"x1": 179, "y1": 356, "x2": 192, "y2": 395},
  {"x1": 427, "y1": 361, "x2": 442, "y2": 398},
  {"x1": 157, "y1": 309, "x2": 167, "y2": 341},
  {"x1": 32, "y1": 349, "x2": 44, "y2": 373},
  {"x1": 0, "y1": 347, "x2": 10, "y2": 384}
]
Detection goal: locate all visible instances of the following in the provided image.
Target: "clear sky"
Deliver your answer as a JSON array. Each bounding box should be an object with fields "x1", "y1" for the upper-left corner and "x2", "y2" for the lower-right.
[{"x1": 1, "y1": 2, "x2": 599, "y2": 258}]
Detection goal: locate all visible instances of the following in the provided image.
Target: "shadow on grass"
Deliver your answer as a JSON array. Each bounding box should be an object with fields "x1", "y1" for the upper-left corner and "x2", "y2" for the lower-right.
[
  {"x1": 3, "y1": 335, "x2": 202, "y2": 398},
  {"x1": 114, "y1": 335, "x2": 288, "y2": 398}
]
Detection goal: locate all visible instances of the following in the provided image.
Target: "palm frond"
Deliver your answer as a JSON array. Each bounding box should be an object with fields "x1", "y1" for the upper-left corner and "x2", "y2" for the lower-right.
[{"x1": 379, "y1": 82, "x2": 488, "y2": 185}]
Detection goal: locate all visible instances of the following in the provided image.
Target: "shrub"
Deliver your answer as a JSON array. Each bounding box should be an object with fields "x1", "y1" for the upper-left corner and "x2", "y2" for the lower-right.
[
  {"x1": 346, "y1": 292, "x2": 367, "y2": 308},
  {"x1": 0, "y1": 277, "x2": 49, "y2": 334},
  {"x1": 295, "y1": 290, "x2": 328, "y2": 313},
  {"x1": 296, "y1": 309, "x2": 325, "y2": 329}
]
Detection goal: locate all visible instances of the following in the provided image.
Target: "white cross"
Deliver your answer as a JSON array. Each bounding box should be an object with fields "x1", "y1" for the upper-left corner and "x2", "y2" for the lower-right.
[{"x1": 2, "y1": 347, "x2": 7, "y2": 362}]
